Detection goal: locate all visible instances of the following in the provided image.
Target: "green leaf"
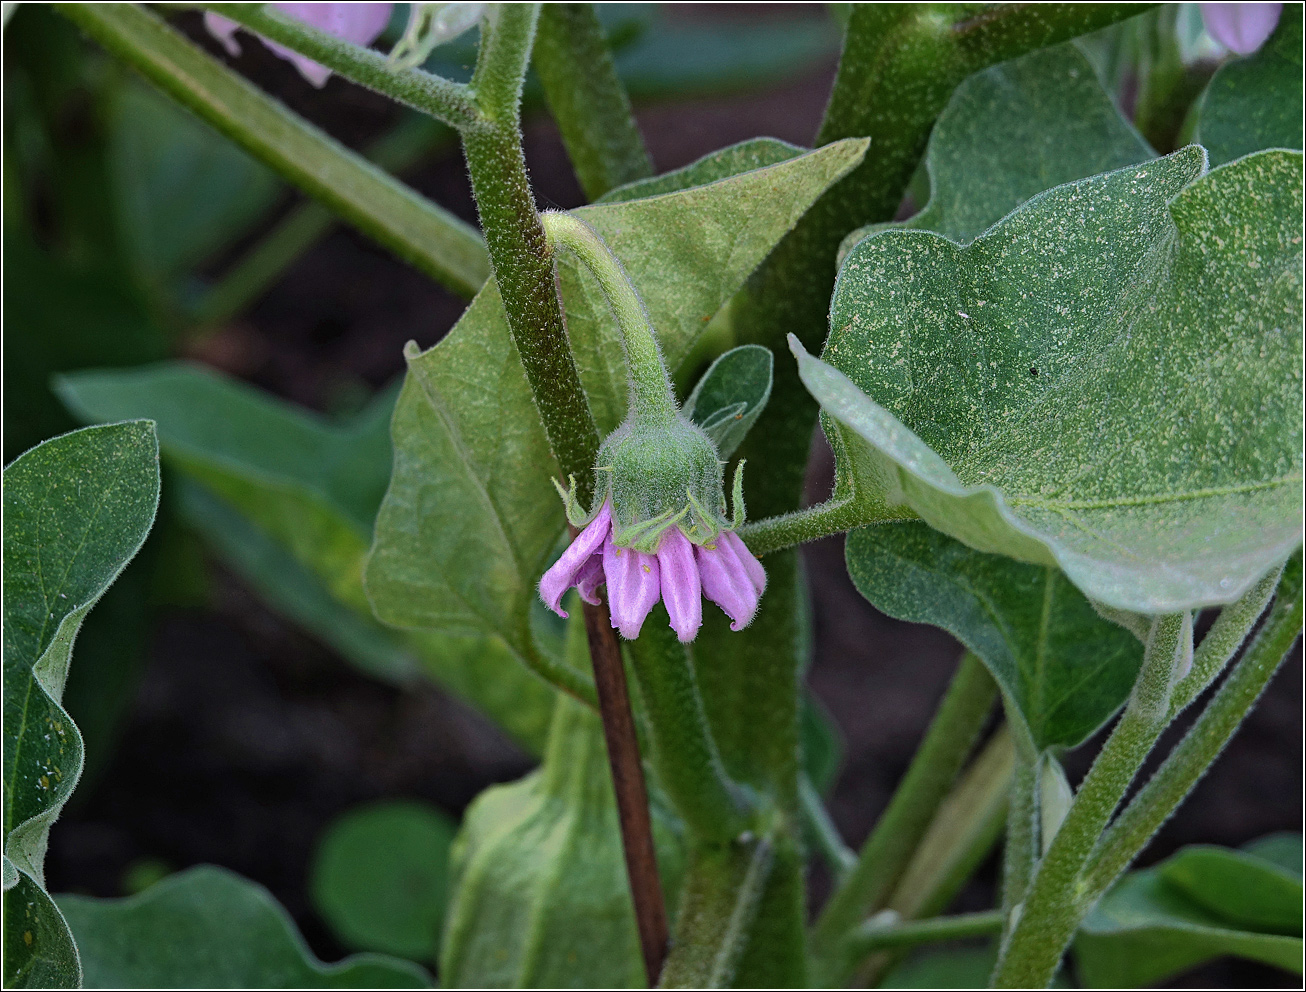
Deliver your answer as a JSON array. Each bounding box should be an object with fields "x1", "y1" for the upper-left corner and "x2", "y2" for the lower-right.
[
  {"x1": 109, "y1": 79, "x2": 280, "y2": 298},
  {"x1": 1158, "y1": 841, "x2": 1303, "y2": 935},
  {"x1": 798, "y1": 147, "x2": 1303, "y2": 613},
  {"x1": 365, "y1": 139, "x2": 868, "y2": 657},
  {"x1": 1195, "y1": 5, "x2": 1304, "y2": 168},
  {"x1": 56, "y1": 865, "x2": 430, "y2": 988},
  {"x1": 599, "y1": 137, "x2": 804, "y2": 204},
  {"x1": 846, "y1": 522, "x2": 1142, "y2": 751},
  {"x1": 880, "y1": 945, "x2": 997, "y2": 989},
  {"x1": 683, "y1": 344, "x2": 773, "y2": 459},
  {"x1": 1244, "y1": 832, "x2": 1304, "y2": 876},
  {"x1": 56, "y1": 364, "x2": 556, "y2": 752},
  {"x1": 840, "y1": 43, "x2": 1153, "y2": 251},
  {"x1": 1076, "y1": 845, "x2": 1304, "y2": 988},
  {"x1": 800, "y1": 691, "x2": 843, "y2": 796},
  {"x1": 310, "y1": 801, "x2": 457, "y2": 962},
  {"x1": 441, "y1": 617, "x2": 685, "y2": 988},
  {"x1": 3, "y1": 421, "x2": 161, "y2": 988}
]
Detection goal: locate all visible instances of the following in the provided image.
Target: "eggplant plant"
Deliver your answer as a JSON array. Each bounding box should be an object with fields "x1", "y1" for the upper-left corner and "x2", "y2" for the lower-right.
[{"x1": 4, "y1": 2, "x2": 1302, "y2": 989}]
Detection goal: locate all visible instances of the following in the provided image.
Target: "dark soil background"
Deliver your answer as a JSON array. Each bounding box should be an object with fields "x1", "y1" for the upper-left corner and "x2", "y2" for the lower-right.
[{"x1": 39, "y1": 6, "x2": 1301, "y2": 988}]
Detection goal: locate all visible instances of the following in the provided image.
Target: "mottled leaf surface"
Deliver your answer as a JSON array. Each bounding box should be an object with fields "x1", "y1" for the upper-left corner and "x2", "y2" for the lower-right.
[
  {"x1": 365, "y1": 141, "x2": 867, "y2": 655},
  {"x1": 310, "y1": 801, "x2": 456, "y2": 962},
  {"x1": 57, "y1": 866, "x2": 429, "y2": 988},
  {"x1": 57, "y1": 365, "x2": 555, "y2": 751},
  {"x1": 1077, "y1": 837, "x2": 1304, "y2": 987},
  {"x1": 3, "y1": 422, "x2": 160, "y2": 988},
  {"x1": 1195, "y1": 5, "x2": 1303, "y2": 168},
  {"x1": 846, "y1": 522, "x2": 1142, "y2": 750},
  {"x1": 800, "y1": 147, "x2": 1303, "y2": 612},
  {"x1": 841, "y1": 43, "x2": 1153, "y2": 252}
]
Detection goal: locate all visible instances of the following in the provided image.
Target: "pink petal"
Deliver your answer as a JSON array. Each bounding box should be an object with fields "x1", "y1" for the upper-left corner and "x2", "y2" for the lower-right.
[
  {"x1": 696, "y1": 538, "x2": 760, "y2": 632},
  {"x1": 539, "y1": 502, "x2": 612, "y2": 617},
  {"x1": 575, "y1": 555, "x2": 605, "y2": 606},
  {"x1": 721, "y1": 530, "x2": 767, "y2": 597},
  {"x1": 656, "y1": 528, "x2": 702, "y2": 643},
  {"x1": 203, "y1": 13, "x2": 243, "y2": 56},
  {"x1": 604, "y1": 535, "x2": 661, "y2": 640},
  {"x1": 1200, "y1": 3, "x2": 1282, "y2": 55}
]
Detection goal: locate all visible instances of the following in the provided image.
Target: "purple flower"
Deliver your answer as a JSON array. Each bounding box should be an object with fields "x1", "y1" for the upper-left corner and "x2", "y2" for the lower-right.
[
  {"x1": 205, "y1": 3, "x2": 394, "y2": 88},
  {"x1": 1199, "y1": 3, "x2": 1282, "y2": 55},
  {"x1": 539, "y1": 502, "x2": 767, "y2": 643}
]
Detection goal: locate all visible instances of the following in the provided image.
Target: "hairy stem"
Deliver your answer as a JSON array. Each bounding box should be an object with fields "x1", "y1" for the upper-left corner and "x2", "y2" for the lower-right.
[
  {"x1": 534, "y1": 3, "x2": 652, "y2": 200},
  {"x1": 627, "y1": 616, "x2": 754, "y2": 842},
  {"x1": 810, "y1": 652, "x2": 996, "y2": 983}
]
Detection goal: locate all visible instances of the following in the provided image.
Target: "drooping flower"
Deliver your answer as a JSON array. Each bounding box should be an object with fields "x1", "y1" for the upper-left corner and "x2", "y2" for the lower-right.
[
  {"x1": 1199, "y1": 3, "x2": 1282, "y2": 55},
  {"x1": 205, "y1": 3, "x2": 395, "y2": 88}
]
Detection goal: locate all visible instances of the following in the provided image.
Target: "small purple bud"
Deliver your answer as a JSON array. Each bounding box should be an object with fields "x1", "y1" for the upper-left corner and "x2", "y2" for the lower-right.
[
  {"x1": 539, "y1": 501, "x2": 612, "y2": 618},
  {"x1": 696, "y1": 536, "x2": 760, "y2": 632},
  {"x1": 1200, "y1": 3, "x2": 1282, "y2": 55},
  {"x1": 205, "y1": 3, "x2": 394, "y2": 88},
  {"x1": 603, "y1": 533, "x2": 661, "y2": 640},
  {"x1": 656, "y1": 528, "x2": 703, "y2": 643}
]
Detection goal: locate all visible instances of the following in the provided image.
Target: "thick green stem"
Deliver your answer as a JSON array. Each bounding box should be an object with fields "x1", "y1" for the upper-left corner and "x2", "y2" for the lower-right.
[
  {"x1": 1086, "y1": 560, "x2": 1303, "y2": 900},
  {"x1": 533, "y1": 3, "x2": 652, "y2": 201},
  {"x1": 658, "y1": 835, "x2": 776, "y2": 989},
  {"x1": 541, "y1": 211, "x2": 677, "y2": 422},
  {"x1": 739, "y1": 497, "x2": 879, "y2": 557},
  {"x1": 991, "y1": 612, "x2": 1193, "y2": 987},
  {"x1": 850, "y1": 910, "x2": 1005, "y2": 957},
  {"x1": 197, "y1": 2, "x2": 482, "y2": 128},
  {"x1": 626, "y1": 616, "x2": 753, "y2": 843},
  {"x1": 810, "y1": 652, "x2": 996, "y2": 982},
  {"x1": 1000, "y1": 730, "x2": 1040, "y2": 923},
  {"x1": 57, "y1": 3, "x2": 490, "y2": 298}
]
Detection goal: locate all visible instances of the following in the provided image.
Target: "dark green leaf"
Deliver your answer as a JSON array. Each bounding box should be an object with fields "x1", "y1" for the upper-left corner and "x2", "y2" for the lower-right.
[
  {"x1": 310, "y1": 801, "x2": 457, "y2": 962},
  {"x1": 1076, "y1": 846, "x2": 1304, "y2": 988},
  {"x1": 365, "y1": 140, "x2": 867, "y2": 662},
  {"x1": 57, "y1": 866, "x2": 430, "y2": 988},
  {"x1": 3, "y1": 421, "x2": 161, "y2": 988},
  {"x1": 56, "y1": 364, "x2": 556, "y2": 752},
  {"x1": 1195, "y1": 5, "x2": 1303, "y2": 168},
  {"x1": 1159, "y1": 842, "x2": 1303, "y2": 935},
  {"x1": 880, "y1": 945, "x2": 997, "y2": 989},
  {"x1": 840, "y1": 43, "x2": 1153, "y2": 251},
  {"x1": 800, "y1": 691, "x2": 843, "y2": 795},
  {"x1": 683, "y1": 344, "x2": 773, "y2": 459},
  {"x1": 799, "y1": 147, "x2": 1303, "y2": 613},
  {"x1": 1244, "y1": 832, "x2": 1304, "y2": 876},
  {"x1": 846, "y1": 522, "x2": 1142, "y2": 751}
]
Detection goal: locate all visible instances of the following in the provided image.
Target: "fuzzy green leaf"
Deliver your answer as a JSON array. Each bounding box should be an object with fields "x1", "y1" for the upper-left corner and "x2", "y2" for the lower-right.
[
  {"x1": 3, "y1": 421, "x2": 161, "y2": 989},
  {"x1": 364, "y1": 140, "x2": 867, "y2": 654},
  {"x1": 846, "y1": 522, "x2": 1142, "y2": 751},
  {"x1": 840, "y1": 42, "x2": 1153, "y2": 252},
  {"x1": 310, "y1": 801, "x2": 457, "y2": 962},
  {"x1": 1076, "y1": 838, "x2": 1304, "y2": 987},
  {"x1": 57, "y1": 866, "x2": 429, "y2": 988},
  {"x1": 56, "y1": 364, "x2": 556, "y2": 751},
  {"x1": 683, "y1": 344, "x2": 773, "y2": 459},
  {"x1": 798, "y1": 147, "x2": 1303, "y2": 613},
  {"x1": 1195, "y1": 5, "x2": 1303, "y2": 168}
]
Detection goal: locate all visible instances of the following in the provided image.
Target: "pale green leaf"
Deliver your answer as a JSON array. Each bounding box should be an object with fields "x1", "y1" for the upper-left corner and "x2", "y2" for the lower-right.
[
  {"x1": 683, "y1": 344, "x2": 773, "y2": 459},
  {"x1": 310, "y1": 801, "x2": 457, "y2": 962},
  {"x1": 3, "y1": 421, "x2": 161, "y2": 988},
  {"x1": 1076, "y1": 843, "x2": 1304, "y2": 988},
  {"x1": 365, "y1": 140, "x2": 868, "y2": 654},
  {"x1": 599, "y1": 137, "x2": 804, "y2": 205},
  {"x1": 1195, "y1": 4, "x2": 1303, "y2": 168},
  {"x1": 841, "y1": 43, "x2": 1153, "y2": 253},
  {"x1": 57, "y1": 866, "x2": 430, "y2": 988},
  {"x1": 845, "y1": 522, "x2": 1142, "y2": 751},
  {"x1": 1159, "y1": 841, "x2": 1303, "y2": 935},
  {"x1": 798, "y1": 147, "x2": 1303, "y2": 613},
  {"x1": 56, "y1": 365, "x2": 556, "y2": 751}
]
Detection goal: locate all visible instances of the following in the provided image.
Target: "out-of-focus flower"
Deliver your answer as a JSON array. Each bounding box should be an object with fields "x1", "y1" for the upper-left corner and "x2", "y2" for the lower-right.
[
  {"x1": 390, "y1": 2, "x2": 486, "y2": 70},
  {"x1": 205, "y1": 3, "x2": 395, "y2": 88},
  {"x1": 1199, "y1": 2, "x2": 1283, "y2": 55}
]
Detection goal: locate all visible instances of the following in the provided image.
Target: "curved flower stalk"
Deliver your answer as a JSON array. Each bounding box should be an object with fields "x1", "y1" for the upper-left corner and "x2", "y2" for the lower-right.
[
  {"x1": 537, "y1": 213, "x2": 767, "y2": 642},
  {"x1": 1199, "y1": 2, "x2": 1282, "y2": 55},
  {"x1": 205, "y1": 3, "x2": 394, "y2": 87}
]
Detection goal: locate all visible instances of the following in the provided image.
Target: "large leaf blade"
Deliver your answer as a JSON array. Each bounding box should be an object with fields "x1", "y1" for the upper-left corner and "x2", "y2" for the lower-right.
[
  {"x1": 3, "y1": 421, "x2": 161, "y2": 988},
  {"x1": 800, "y1": 147, "x2": 1303, "y2": 613}
]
